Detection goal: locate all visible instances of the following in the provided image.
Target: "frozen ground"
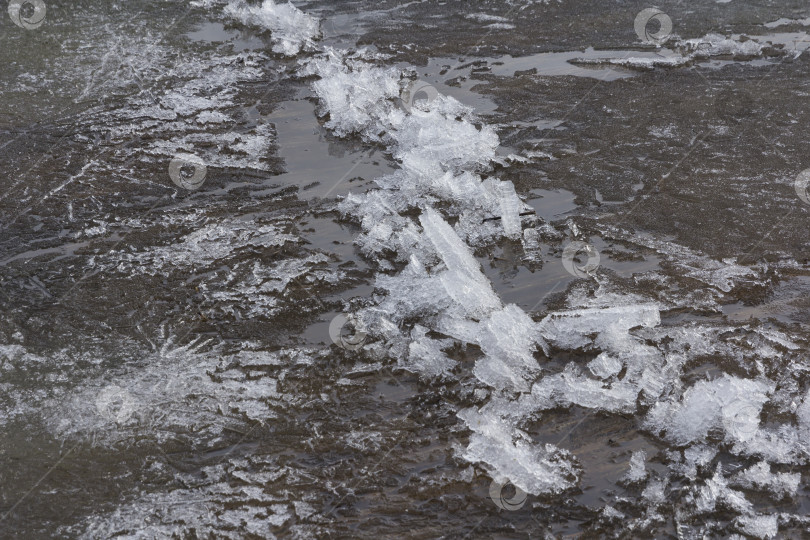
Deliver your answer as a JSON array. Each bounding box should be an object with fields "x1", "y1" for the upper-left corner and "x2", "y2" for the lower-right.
[{"x1": 1, "y1": 0, "x2": 810, "y2": 538}]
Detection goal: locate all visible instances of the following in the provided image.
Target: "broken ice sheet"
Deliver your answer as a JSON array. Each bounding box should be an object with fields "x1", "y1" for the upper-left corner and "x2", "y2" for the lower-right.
[
  {"x1": 497, "y1": 181, "x2": 522, "y2": 240},
  {"x1": 220, "y1": 0, "x2": 320, "y2": 55},
  {"x1": 729, "y1": 461, "x2": 800, "y2": 499},
  {"x1": 622, "y1": 450, "x2": 648, "y2": 483},
  {"x1": 300, "y1": 14, "x2": 810, "y2": 533},
  {"x1": 645, "y1": 375, "x2": 773, "y2": 447},
  {"x1": 405, "y1": 325, "x2": 457, "y2": 379},
  {"x1": 419, "y1": 207, "x2": 502, "y2": 320},
  {"x1": 457, "y1": 407, "x2": 580, "y2": 495},
  {"x1": 305, "y1": 50, "x2": 401, "y2": 138}
]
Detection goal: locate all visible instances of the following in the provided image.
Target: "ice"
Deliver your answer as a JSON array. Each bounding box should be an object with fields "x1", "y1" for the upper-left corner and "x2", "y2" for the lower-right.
[
  {"x1": 465, "y1": 13, "x2": 512, "y2": 23},
  {"x1": 222, "y1": 0, "x2": 319, "y2": 55},
  {"x1": 681, "y1": 33, "x2": 766, "y2": 59},
  {"x1": 678, "y1": 444, "x2": 718, "y2": 480},
  {"x1": 98, "y1": 219, "x2": 296, "y2": 275},
  {"x1": 306, "y1": 47, "x2": 554, "y2": 484},
  {"x1": 67, "y1": 458, "x2": 295, "y2": 538},
  {"x1": 466, "y1": 305, "x2": 544, "y2": 393},
  {"x1": 31, "y1": 21, "x2": 278, "y2": 182},
  {"x1": 393, "y1": 111, "x2": 500, "y2": 172},
  {"x1": 364, "y1": 212, "x2": 542, "y2": 394},
  {"x1": 691, "y1": 466, "x2": 753, "y2": 515},
  {"x1": 588, "y1": 353, "x2": 623, "y2": 379},
  {"x1": 734, "y1": 514, "x2": 779, "y2": 539},
  {"x1": 46, "y1": 339, "x2": 308, "y2": 446},
  {"x1": 765, "y1": 17, "x2": 810, "y2": 28},
  {"x1": 574, "y1": 55, "x2": 690, "y2": 70},
  {"x1": 641, "y1": 477, "x2": 668, "y2": 506},
  {"x1": 298, "y1": 9, "x2": 810, "y2": 524},
  {"x1": 579, "y1": 33, "x2": 774, "y2": 71},
  {"x1": 540, "y1": 304, "x2": 661, "y2": 352},
  {"x1": 457, "y1": 407, "x2": 580, "y2": 495},
  {"x1": 520, "y1": 227, "x2": 542, "y2": 259},
  {"x1": 602, "y1": 226, "x2": 761, "y2": 293},
  {"x1": 601, "y1": 506, "x2": 626, "y2": 522},
  {"x1": 530, "y1": 363, "x2": 641, "y2": 412},
  {"x1": 419, "y1": 207, "x2": 502, "y2": 319},
  {"x1": 305, "y1": 51, "x2": 401, "y2": 139},
  {"x1": 497, "y1": 181, "x2": 523, "y2": 239},
  {"x1": 537, "y1": 304, "x2": 665, "y2": 409},
  {"x1": 205, "y1": 254, "x2": 340, "y2": 319},
  {"x1": 730, "y1": 461, "x2": 800, "y2": 499},
  {"x1": 406, "y1": 326, "x2": 457, "y2": 379},
  {"x1": 622, "y1": 450, "x2": 648, "y2": 483},
  {"x1": 644, "y1": 375, "x2": 772, "y2": 446}
]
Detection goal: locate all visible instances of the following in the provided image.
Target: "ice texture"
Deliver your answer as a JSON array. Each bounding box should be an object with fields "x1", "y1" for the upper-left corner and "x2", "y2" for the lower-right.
[
  {"x1": 497, "y1": 181, "x2": 522, "y2": 239},
  {"x1": 98, "y1": 219, "x2": 296, "y2": 275},
  {"x1": 602, "y1": 225, "x2": 761, "y2": 293},
  {"x1": 291, "y1": 2, "x2": 810, "y2": 530},
  {"x1": 730, "y1": 461, "x2": 800, "y2": 499},
  {"x1": 305, "y1": 46, "x2": 568, "y2": 492},
  {"x1": 681, "y1": 33, "x2": 766, "y2": 58},
  {"x1": 577, "y1": 33, "x2": 776, "y2": 71},
  {"x1": 419, "y1": 207, "x2": 502, "y2": 319},
  {"x1": 645, "y1": 375, "x2": 772, "y2": 446},
  {"x1": 222, "y1": 0, "x2": 319, "y2": 55},
  {"x1": 305, "y1": 51, "x2": 401, "y2": 139},
  {"x1": 735, "y1": 514, "x2": 779, "y2": 539},
  {"x1": 66, "y1": 458, "x2": 296, "y2": 538},
  {"x1": 47, "y1": 339, "x2": 301, "y2": 446},
  {"x1": 623, "y1": 450, "x2": 648, "y2": 483},
  {"x1": 457, "y1": 408, "x2": 580, "y2": 495},
  {"x1": 406, "y1": 326, "x2": 457, "y2": 378}
]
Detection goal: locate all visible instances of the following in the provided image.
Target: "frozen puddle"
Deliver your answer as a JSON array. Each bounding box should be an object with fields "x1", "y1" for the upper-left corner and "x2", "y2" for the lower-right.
[
  {"x1": 261, "y1": 98, "x2": 391, "y2": 201},
  {"x1": 4, "y1": 1, "x2": 810, "y2": 539},
  {"x1": 570, "y1": 32, "x2": 810, "y2": 71}
]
